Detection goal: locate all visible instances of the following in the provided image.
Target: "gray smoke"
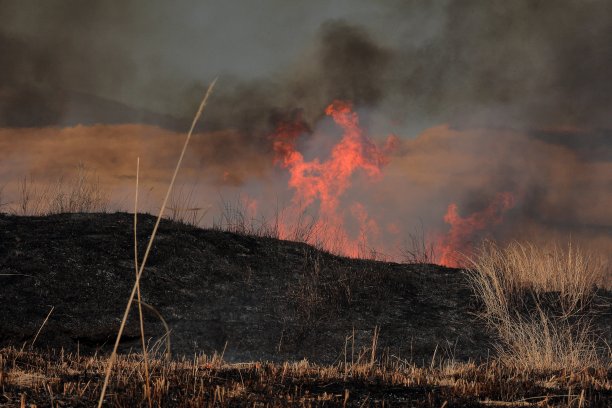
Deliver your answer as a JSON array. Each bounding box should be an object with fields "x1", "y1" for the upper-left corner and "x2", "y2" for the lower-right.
[
  {"x1": 0, "y1": 0, "x2": 610, "y2": 258},
  {"x1": 3, "y1": 1, "x2": 612, "y2": 128}
]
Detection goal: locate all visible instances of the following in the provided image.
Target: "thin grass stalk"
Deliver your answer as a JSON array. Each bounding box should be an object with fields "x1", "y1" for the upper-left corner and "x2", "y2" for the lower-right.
[
  {"x1": 29, "y1": 306, "x2": 54, "y2": 350},
  {"x1": 97, "y1": 78, "x2": 216, "y2": 408},
  {"x1": 134, "y1": 301, "x2": 171, "y2": 360},
  {"x1": 133, "y1": 157, "x2": 152, "y2": 408}
]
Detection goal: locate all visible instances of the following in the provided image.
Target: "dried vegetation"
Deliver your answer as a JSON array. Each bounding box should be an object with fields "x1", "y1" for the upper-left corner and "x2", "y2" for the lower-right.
[
  {"x1": 1, "y1": 346, "x2": 610, "y2": 407},
  {"x1": 467, "y1": 241, "x2": 611, "y2": 371},
  {"x1": 11, "y1": 163, "x2": 109, "y2": 216}
]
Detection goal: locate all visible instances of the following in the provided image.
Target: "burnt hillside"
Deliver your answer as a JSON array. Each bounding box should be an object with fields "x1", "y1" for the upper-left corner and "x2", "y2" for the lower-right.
[{"x1": 0, "y1": 212, "x2": 608, "y2": 364}]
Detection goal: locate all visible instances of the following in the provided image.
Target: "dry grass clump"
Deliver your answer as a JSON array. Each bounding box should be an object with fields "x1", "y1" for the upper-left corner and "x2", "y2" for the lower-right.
[
  {"x1": 213, "y1": 195, "x2": 279, "y2": 238},
  {"x1": 0, "y1": 184, "x2": 7, "y2": 212},
  {"x1": 498, "y1": 310, "x2": 602, "y2": 372},
  {"x1": 469, "y1": 241, "x2": 608, "y2": 312},
  {"x1": 48, "y1": 163, "x2": 109, "y2": 214},
  {"x1": 13, "y1": 163, "x2": 109, "y2": 216},
  {"x1": 401, "y1": 223, "x2": 437, "y2": 264},
  {"x1": 15, "y1": 176, "x2": 51, "y2": 216},
  {"x1": 211, "y1": 196, "x2": 332, "y2": 251},
  {"x1": 467, "y1": 241, "x2": 611, "y2": 371},
  {"x1": 165, "y1": 184, "x2": 210, "y2": 227}
]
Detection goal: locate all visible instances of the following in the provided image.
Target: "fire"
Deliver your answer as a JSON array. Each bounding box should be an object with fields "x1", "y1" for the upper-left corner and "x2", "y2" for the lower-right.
[
  {"x1": 272, "y1": 100, "x2": 396, "y2": 257},
  {"x1": 273, "y1": 103, "x2": 515, "y2": 264},
  {"x1": 437, "y1": 192, "x2": 515, "y2": 267}
]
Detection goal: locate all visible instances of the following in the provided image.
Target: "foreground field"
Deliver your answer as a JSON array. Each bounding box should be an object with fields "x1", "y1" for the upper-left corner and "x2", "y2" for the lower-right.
[
  {"x1": 1, "y1": 347, "x2": 610, "y2": 407},
  {"x1": 1, "y1": 212, "x2": 610, "y2": 406}
]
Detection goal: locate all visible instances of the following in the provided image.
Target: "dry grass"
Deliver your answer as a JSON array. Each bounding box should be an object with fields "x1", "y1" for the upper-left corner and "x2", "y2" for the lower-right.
[
  {"x1": 0, "y1": 184, "x2": 7, "y2": 212},
  {"x1": 12, "y1": 163, "x2": 109, "y2": 216},
  {"x1": 48, "y1": 163, "x2": 109, "y2": 214},
  {"x1": 1, "y1": 347, "x2": 610, "y2": 407},
  {"x1": 165, "y1": 184, "x2": 210, "y2": 227},
  {"x1": 495, "y1": 310, "x2": 603, "y2": 372},
  {"x1": 212, "y1": 196, "x2": 328, "y2": 249},
  {"x1": 401, "y1": 223, "x2": 438, "y2": 264},
  {"x1": 16, "y1": 175, "x2": 52, "y2": 216},
  {"x1": 213, "y1": 195, "x2": 279, "y2": 238},
  {"x1": 467, "y1": 241, "x2": 611, "y2": 371}
]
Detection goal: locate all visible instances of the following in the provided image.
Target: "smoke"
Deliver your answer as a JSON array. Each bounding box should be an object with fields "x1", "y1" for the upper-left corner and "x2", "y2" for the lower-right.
[
  {"x1": 378, "y1": 125, "x2": 612, "y2": 259},
  {"x1": 190, "y1": 20, "x2": 391, "y2": 169},
  {"x1": 0, "y1": 1, "x2": 611, "y2": 261},
  {"x1": 382, "y1": 0, "x2": 612, "y2": 129},
  {"x1": 2, "y1": 120, "x2": 609, "y2": 261},
  {"x1": 3, "y1": 1, "x2": 612, "y2": 128},
  {"x1": 0, "y1": 32, "x2": 65, "y2": 126}
]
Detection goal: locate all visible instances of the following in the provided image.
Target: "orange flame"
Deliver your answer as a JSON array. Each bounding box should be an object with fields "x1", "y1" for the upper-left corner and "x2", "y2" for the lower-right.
[
  {"x1": 272, "y1": 100, "x2": 396, "y2": 256},
  {"x1": 437, "y1": 192, "x2": 515, "y2": 267}
]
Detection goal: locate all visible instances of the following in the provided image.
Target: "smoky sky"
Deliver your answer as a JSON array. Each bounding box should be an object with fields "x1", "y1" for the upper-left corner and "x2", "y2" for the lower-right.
[
  {"x1": 2, "y1": 0, "x2": 612, "y2": 129},
  {"x1": 0, "y1": 1, "x2": 611, "y2": 261}
]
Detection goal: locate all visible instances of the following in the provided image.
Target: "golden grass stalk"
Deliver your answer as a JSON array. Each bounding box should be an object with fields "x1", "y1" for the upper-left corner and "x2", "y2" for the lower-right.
[
  {"x1": 133, "y1": 157, "x2": 152, "y2": 408},
  {"x1": 29, "y1": 306, "x2": 54, "y2": 350},
  {"x1": 97, "y1": 78, "x2": 217, "y2": 408}
]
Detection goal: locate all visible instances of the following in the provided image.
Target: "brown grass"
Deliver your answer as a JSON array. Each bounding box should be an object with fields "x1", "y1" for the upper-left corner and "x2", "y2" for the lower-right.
[
  {"x1": 1, "y1": 347, "x2": 610, "y2": 407},
  {"x1": 401, "y1": 222, "x2": 437, "y2": 264},
  {"x1": 13, "y1": 163, "x2": 109, "y2": 216},
  {"x1": 467, "y1": 241, "x2": 611, "y2": 371},
  {"x1": 0, "y1": 184, "x2": 8, "y2": 212},
  {"x1": 166, "y1": 184, "x2": 210, "y2": 227},
  {"x1": 213, "y1": 194, "x2": 278, "y2": 238}
]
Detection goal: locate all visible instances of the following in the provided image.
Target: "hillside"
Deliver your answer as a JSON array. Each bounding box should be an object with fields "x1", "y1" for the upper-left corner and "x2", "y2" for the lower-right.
[{"x1": 0, "y1": 213, "x2": 609, "y2": 364}]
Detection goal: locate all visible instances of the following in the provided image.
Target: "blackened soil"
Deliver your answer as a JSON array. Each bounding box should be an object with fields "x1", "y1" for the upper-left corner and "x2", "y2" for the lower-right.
[{"x1": 0, "y1": 213, "x2": 609, "y2": 364}]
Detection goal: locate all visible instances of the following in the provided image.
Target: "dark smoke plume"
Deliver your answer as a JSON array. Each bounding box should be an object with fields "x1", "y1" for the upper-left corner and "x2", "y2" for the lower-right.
[
  {"x1": 185, "y1": 20, "x2": 392, "y2": 171},
  {"x1": 3, "y1": 1, "x2": 612, "y2": 130},
  {"x1": 0, "y1": 1, "x2": 610, "y2": 260},
  {"x1": 387, "y1": 1, "x2": 612, "y2": 128},
  {"x1": 0, "y1": 33, "x2": 66, "y2": 126}
]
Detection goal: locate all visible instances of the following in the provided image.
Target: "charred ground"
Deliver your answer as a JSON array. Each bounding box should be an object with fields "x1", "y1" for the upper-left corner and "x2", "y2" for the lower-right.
[
  {"x1": 0, "y1": 211, "x2": 499, "y2": 364},
  {"x1": 0, "y1": 212, "x2": 610, "y2": 364}
]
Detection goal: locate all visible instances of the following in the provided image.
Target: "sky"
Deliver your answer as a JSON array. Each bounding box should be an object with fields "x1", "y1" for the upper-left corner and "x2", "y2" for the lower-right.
[{"x1": 1, "y1": 0, "x2": 611, "y2": 264}]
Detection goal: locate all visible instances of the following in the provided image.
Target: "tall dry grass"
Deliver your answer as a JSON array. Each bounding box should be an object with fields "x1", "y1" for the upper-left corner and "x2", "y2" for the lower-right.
[
  {"x1": 212, "y1": 196, "x2": 325, "y2": 245},
  {"x1": 0, "y1": 184, "x2": 7, "y2": 212},
  {"x1": 16, "y1": 175, "x2": 51, "y2": 216},
  {"x1": 165, "y1": 184, "x2": 210, "y2": 227},
  {"x1": 400, "y1": 222, "x2": 437, "y2": 264},
  {"x1": 467, "y1": 241, "x2": 610, "y2": 370},
  {"x1": 13, "y1": 163, "x2": 109, "y2": 216},
  {"x1": 213, "y1": 195, "x2": 277, "y2": 237}
]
